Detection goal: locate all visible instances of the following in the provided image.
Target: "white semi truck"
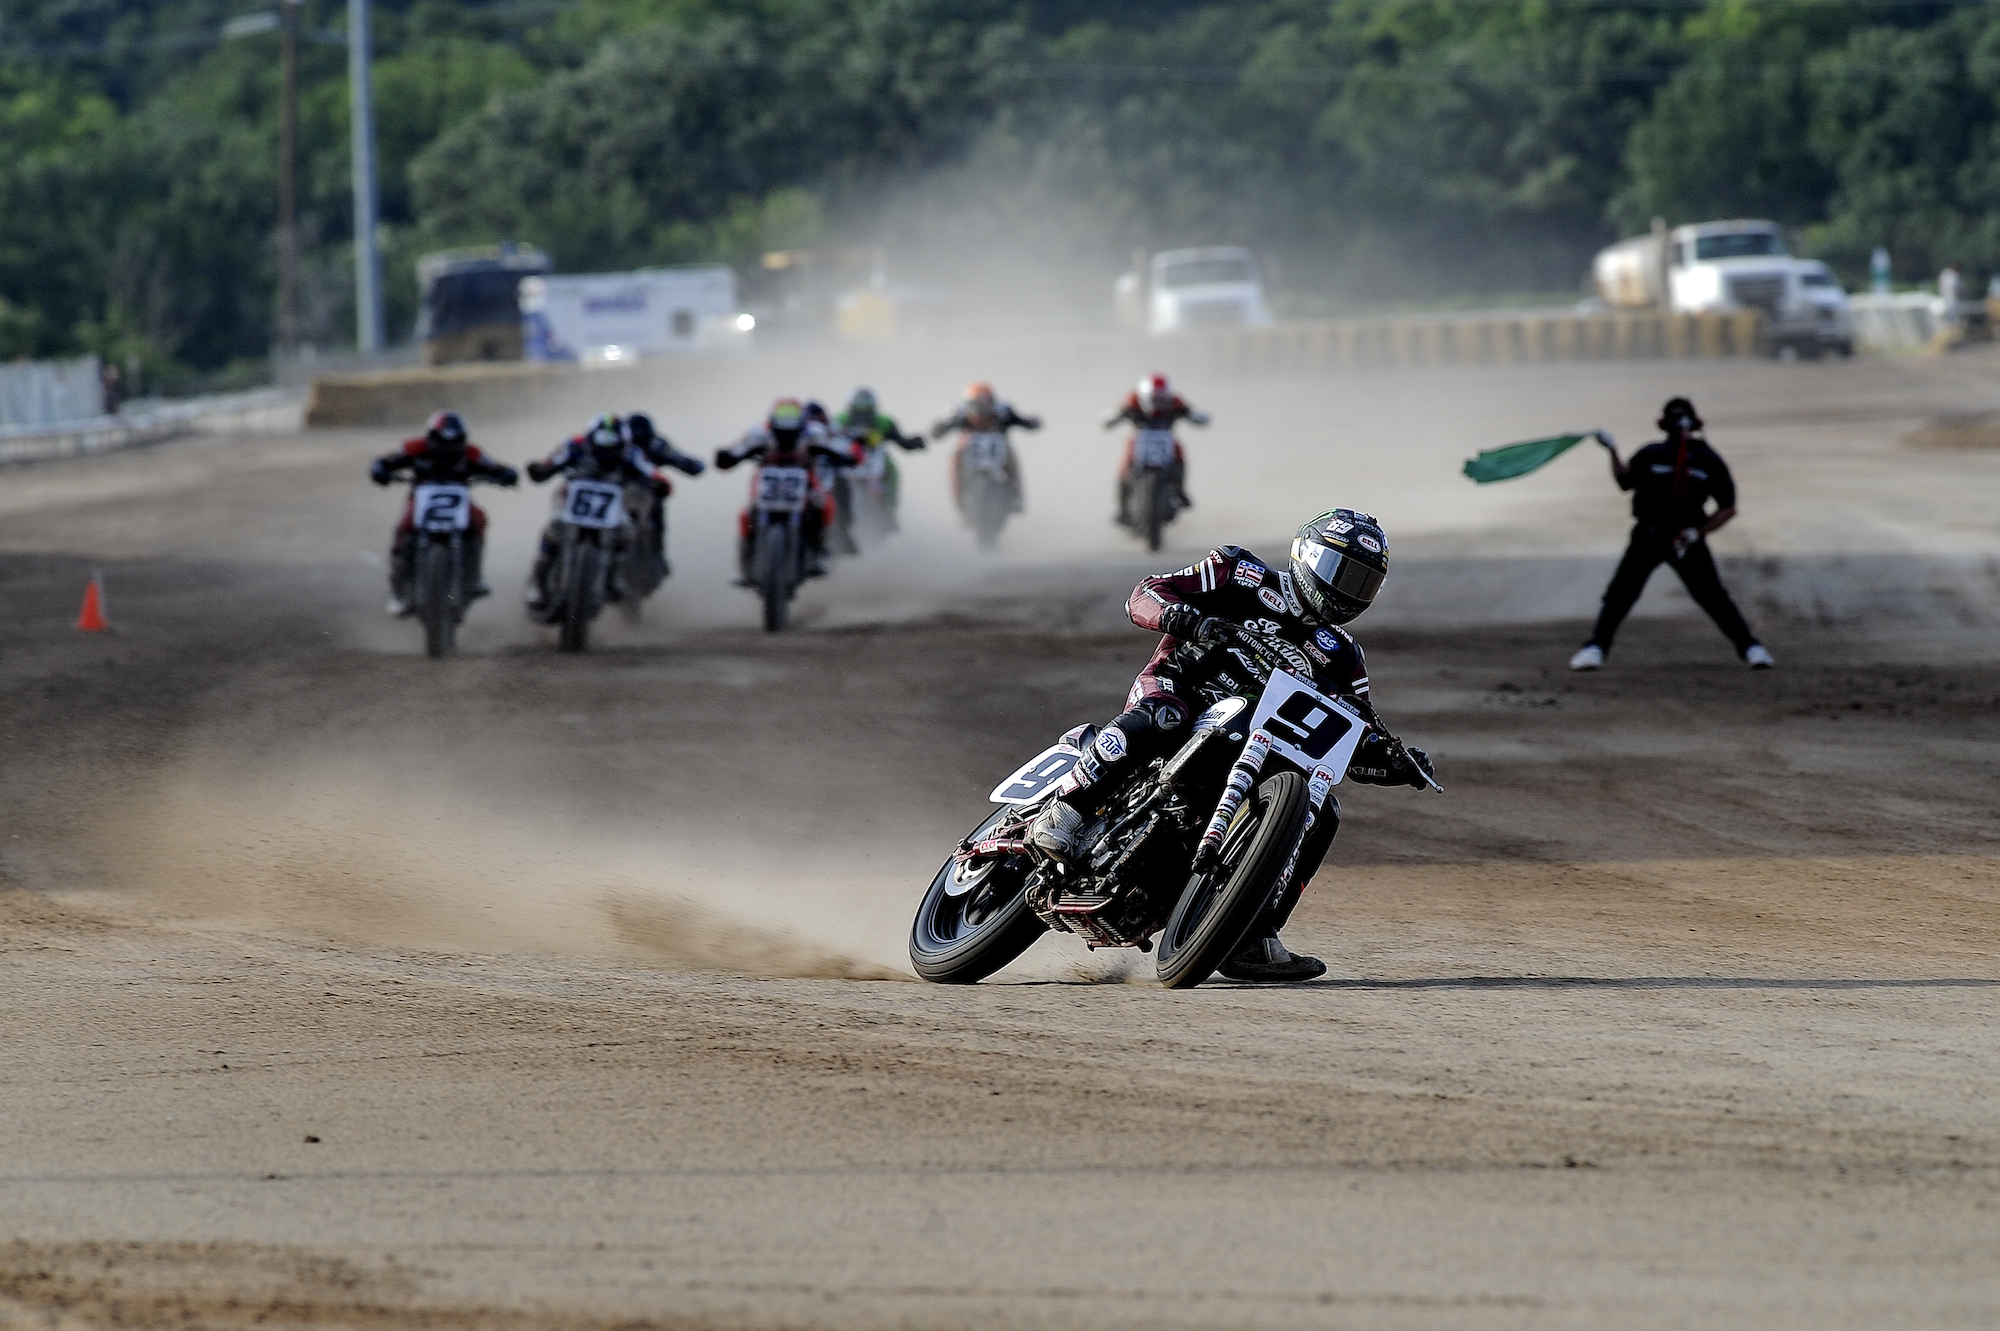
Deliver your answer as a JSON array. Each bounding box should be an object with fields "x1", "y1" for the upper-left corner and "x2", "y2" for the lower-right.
[
  {"x1": 1593, "y1": 219, "x2": 1854, "y2": 357},
  {"x1": 1116, "y1": 247, "x2": 1274, "y2": 335}
]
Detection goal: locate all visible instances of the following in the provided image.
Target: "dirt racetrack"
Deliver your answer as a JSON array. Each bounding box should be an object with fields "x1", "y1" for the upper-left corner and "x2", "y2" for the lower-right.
[{"x1": 4, "y1": 340, "x2": 2000, "y2": 1329}]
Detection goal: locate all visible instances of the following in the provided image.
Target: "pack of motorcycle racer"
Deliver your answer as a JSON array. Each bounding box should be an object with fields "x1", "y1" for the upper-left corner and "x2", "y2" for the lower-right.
[
  {"x1": 930, "y1": 381, "x2": 1041, "y2": 518},
  {"x1": 832, "y1": 387, "x2": 925, "y2": 541},
  {"x1": 523, "y1": 414, "x2": 679, "y2": 612},
  {"x1": 368, "y1": 410, "x2": 519, "y2": 616},
  {"x1": 714, "y1": 397, "x2": 854, "y2": 581},
  {"x1": 1028, "y1": 508, "x2": 1436, "y2": 982},
  {"x1": 621, "y1": 411, "x2": 707, "y2": 575},
  {"x1": 1105, "y1": 372, "x2": 1206, "y2": 526}
]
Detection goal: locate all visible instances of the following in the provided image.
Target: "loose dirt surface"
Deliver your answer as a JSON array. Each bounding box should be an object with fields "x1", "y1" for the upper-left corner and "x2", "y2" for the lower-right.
[{"x1": 4, "y1": 345, "x2": 2000, "y2": 1329}]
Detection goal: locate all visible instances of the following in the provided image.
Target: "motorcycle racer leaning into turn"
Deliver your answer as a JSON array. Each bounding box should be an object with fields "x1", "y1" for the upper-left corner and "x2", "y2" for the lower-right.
[
  {"x1": 368, "y1": 410, "x2": 519, "y2": 616},
  {"x1": 1029, "y1": 509, "x2": 1437, "y2": 981},
  {"x1": 930, "y1": 381, "x2": 1040, "y2": 517},
  {"x1": 714, "y1": 397, "x2": 854, "y2": 581},
  {"x1": 523, "y1": 414, "x2": 678, "y2": 612},
  {"x1": 1105, "y1": 372, "x2": 1206, "y2": 527}
]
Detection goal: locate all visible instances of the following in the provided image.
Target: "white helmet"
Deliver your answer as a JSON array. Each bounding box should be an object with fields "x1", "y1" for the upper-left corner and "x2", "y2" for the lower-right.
[{"x1": 1137, "y1": 373, "x2": 1170, "y2": 415}]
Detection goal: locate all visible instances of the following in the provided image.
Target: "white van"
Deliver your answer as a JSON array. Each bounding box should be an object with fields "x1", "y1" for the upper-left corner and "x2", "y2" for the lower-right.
[
  {"x1": 521, "y1": 267, "x2": 751, "y2": 362},
  {"x1": 1141, "y1": 247, "x2": 1273, "y2": 335}
]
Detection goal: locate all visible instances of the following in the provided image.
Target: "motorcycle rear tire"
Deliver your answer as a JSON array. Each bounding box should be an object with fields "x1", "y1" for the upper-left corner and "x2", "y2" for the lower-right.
[
  {"x1": 756, "y1": 522, "x2": 791, "y2": 633},
  {"x1": 1154, "y1": 770, "x2": 1311, "y2": 989},
  {"x1": 559, "y1": 541, "x2": 602, "y2": 653},
  {"x1": 909, "y1": 807, "x2": 1046, "y2": 983},
  {"x1": 419, "y1": 541, "x2": 457, "y2": 659}
]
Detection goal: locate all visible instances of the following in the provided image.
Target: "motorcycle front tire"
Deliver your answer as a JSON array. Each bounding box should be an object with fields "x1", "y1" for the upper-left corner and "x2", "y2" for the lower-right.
[
  {"x1": 1154, "y1": 770, "x2": 1311, "y2": 989},
  {"x1": 755, "y1": 522, "x2": 791, "y2": 632},
  {"x1": 418, "y1": 540, "x2": 457, "y2": 659},
  {"x1": 559, "y1": 540, "x2": 602, "y2": 652}
]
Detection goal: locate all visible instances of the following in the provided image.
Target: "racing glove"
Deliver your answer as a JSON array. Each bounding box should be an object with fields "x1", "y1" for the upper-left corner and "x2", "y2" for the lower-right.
[
  {"x1": 368, "y1": 459, "x2": 392, "y2": 485},
  {"x1": 1157, "y1": 604, "x2": 1202, "y2": 640},
  {"x1": 494, "y1": 465, "x2": 520, "y2": 487},
  {"x1": 525, "y1": 460, "x2": 555, "y2": 484},
  {"x1": 1403, "y1": 746, "x2": 1435, "y2": 789},
  {"x1": 1348, "y1": 733, "x2": 1432, "y2": 788},
  {"x1": 674, "y1": 456, "x2": 706, "y2": 476},
  {"x1": 713, "y1": 448, "x2": 740, "y2": 470}
]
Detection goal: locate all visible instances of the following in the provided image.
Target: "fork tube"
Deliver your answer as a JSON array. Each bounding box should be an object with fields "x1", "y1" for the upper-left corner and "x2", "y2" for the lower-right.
[
  {"x1": 1276, "y1": 765, "x2": 1339, "y2": 890},
  {"x1": 1195, "y1": 730, "x2": 1271, "y2": 868}
]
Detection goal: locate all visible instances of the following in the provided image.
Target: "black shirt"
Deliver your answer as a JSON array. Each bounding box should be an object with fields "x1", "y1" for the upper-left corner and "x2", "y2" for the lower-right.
[{"x1": 1621, "y1": 436, "x2": 1736, "y2": 529}]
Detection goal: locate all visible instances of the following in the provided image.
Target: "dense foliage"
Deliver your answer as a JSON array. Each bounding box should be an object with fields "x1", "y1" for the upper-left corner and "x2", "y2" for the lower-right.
[{"x1": 5, "y1": 0, "x2": 2000, "y2": 379}]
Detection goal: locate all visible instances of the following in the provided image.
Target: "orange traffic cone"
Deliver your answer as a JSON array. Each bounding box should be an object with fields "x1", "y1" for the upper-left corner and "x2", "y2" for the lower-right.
[{"x1": 76, "y1": 574, "x2": 108, "y2": 632}]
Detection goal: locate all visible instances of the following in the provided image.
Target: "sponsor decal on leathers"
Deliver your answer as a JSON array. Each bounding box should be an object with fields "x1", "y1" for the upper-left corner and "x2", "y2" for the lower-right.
[
  {"x1": 1257, "y1": 586, "x2": 1286, "y2": 612},
  {"x1": 1232, "y1": 560, "x2": 1267, "y2": 588}
]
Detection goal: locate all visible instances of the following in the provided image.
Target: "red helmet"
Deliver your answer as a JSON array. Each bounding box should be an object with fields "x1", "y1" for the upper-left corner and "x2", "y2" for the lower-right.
[{"x1": 1137, "y1": 374, "x2": 1170, "y2": 415}]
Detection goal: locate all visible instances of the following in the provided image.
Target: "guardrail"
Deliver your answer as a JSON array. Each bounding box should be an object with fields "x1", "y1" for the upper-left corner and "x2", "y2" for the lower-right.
[
  {"x1": 1173, "y1": 308, "x2": 1768, "y2": 373},
  {"x1": 0, "y1": 388, "x2": 304, "y2": 465}
]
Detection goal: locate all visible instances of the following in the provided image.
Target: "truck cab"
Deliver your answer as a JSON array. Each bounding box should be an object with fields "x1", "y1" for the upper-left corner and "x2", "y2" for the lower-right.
[
  {"x1": 1592, "y1": 220, "x2": 1854, "y2": 357},
  {"x1": 1667, "y1": 222, "x2": 1854, "y2": 357},
  {"x1": 1142, "y1": 247, "x2": 1273, "y2": 335}
]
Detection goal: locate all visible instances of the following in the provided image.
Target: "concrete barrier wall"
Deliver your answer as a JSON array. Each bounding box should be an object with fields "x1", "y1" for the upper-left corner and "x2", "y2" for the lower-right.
[
  {"x1": 0, "y1": 388, "x2": 304, "y2": 466},
  {"x1": 305, "y1": 308, "x2": 1770, "y2": 429}
]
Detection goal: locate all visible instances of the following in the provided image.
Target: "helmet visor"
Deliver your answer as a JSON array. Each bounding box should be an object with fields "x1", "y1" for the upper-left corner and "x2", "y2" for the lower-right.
[{"x1": 1296, "y1": 539, "x2": 1385, "y2": 607}]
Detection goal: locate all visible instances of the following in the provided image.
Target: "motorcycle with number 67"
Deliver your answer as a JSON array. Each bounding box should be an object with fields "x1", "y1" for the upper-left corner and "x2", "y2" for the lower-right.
[
  {"x1": 909, "y1": 623, "x2": 1441, "y2": 987},
  {"x1": 533, "y1": 477, "x2": 625, "y2": 651}
]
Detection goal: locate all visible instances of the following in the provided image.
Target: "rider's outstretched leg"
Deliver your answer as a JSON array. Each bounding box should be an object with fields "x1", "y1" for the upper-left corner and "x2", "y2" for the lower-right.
[
  {"x1": 1218, "y1": 801, "x2": 1332, "y2": 982},
  {"x1": 1115, "y1": 474, "x2": 1133, "y2": 527},
  {"x1": 525, "y1": 523, "x2": 558, "y2": 614}
]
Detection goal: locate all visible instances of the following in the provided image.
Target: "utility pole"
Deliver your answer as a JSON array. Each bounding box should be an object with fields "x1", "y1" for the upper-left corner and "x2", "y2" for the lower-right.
[
  {"x1": 278, "y1": 0, "x2": 300, "y2": 358},
  {"x1": 348, "y1": 0, "x2": 383, "y2": 354}
]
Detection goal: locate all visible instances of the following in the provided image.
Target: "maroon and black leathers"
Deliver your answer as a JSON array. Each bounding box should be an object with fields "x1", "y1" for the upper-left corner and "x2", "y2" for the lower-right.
[
  {"x1": 1067, "y1": 544, "x2": 1403, "y2": 928},
  {"x1": 370, "y1": 438, "x2": 518, "y2": 538}
]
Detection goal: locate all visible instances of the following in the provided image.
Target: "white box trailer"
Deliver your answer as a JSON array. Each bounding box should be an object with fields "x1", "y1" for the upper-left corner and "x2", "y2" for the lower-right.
[{"x1": 521, "y1": 267, "x2": 750, "y2": 361}]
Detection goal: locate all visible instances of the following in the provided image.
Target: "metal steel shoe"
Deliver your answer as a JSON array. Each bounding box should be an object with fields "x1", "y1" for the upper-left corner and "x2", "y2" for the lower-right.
[
  {"x1": 1217, "y1": 934, "x2": 1327, "y2": 983},
  {"x1": 1028, "y1": 800, "x2": 1085, "y2": 863}
]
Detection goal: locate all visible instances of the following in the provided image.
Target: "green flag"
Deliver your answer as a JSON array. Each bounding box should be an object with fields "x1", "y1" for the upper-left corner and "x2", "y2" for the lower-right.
[{"x1": 1462, "y1": 433, "x2": 1587, "y2": 484}]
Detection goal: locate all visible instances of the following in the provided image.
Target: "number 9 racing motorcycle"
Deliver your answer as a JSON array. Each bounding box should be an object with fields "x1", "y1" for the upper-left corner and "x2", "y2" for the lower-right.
[{"x1": 908, "y1": 622, "x2": 1442, "y2": 988}]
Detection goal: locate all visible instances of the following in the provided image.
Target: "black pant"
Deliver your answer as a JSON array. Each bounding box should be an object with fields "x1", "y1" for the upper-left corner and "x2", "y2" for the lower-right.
[{"x1": 1590, "y1": 526, "x2": 1757, "y2": 655}]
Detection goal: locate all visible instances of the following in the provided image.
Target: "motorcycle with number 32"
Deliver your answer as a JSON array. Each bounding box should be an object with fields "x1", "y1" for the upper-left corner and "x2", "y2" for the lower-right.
[{"x1": 909, "y1": 623, "x2": 1441, "y2": 988}]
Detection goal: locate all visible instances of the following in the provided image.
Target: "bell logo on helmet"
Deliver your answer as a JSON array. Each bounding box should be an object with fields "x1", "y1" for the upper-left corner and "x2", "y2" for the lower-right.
[{"x1": 1358, "y1": 535, "x2": 1382, "y2": 553}]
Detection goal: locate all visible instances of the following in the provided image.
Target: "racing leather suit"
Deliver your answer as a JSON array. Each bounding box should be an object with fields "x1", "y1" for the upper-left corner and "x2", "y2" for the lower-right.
[
  {"x1": 1105, "y1": 393, "x2": 1205, "y2": 523},
  {"x1": 931, "y1": 403, "x2": 1039, "y2": 514},
  {"x1": 369, "y1": 438, "x2": 518, "y2": 602},
  {"x1": 625, "y1": 425, "x2": 706, "y2": 570},
  {"x1": 714, "y1": 424, "x2": 852, "y2": 579},
  {"x1": 1058, "y1": 544, "x2": 1426, "y2": 932},
  {"x1": 833, "y1": 408, "x2": 923, "y2": 536},
  {"x1": 525, "y1": 437, "x2": 675, "y2": 604}
]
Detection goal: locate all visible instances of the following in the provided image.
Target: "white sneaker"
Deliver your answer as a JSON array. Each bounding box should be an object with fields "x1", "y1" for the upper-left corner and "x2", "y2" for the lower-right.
[
  {"x1": 1569, "y1": 644, "x2": 1605, "y2": 671},
  {"x1": 1028, "y1": 801, "x2": 1084, "y2": 862},
  {"x1": 386, "y1": 595, "x2": 411, "y2": 617},
  {"x1": 1744, "y1": 644, "x2": 1775, "y2": 669}
]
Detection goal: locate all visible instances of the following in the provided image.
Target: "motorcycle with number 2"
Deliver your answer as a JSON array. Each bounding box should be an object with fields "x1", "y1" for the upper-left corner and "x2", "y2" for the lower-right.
[
  {"x1": 909, "y1": 622, "x2": 1442, "y2": 987},
  {"x1": 405, "y1": 481, "x2": 482, "y2": 658}
]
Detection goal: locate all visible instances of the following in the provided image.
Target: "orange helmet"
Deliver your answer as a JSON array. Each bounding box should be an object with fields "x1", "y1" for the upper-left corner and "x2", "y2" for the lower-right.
[{"x1": 964, "y1": 381, "x2": 995, "y2": 409}]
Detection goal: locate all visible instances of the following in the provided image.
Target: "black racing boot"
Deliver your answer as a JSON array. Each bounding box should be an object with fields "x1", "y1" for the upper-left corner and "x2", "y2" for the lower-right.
[
  {"x1": 1217, "y1": 930, "x2": 1327, "y2": 983},
  {"x1": 733, "y1": 535, "x2": 754, "y2": 588},
  {"x1": 525, "y1": 553, "x2": 553, "y2": 618},
  {"x1": 388, "y1": 542, "x2": 414, "y2": 616}
]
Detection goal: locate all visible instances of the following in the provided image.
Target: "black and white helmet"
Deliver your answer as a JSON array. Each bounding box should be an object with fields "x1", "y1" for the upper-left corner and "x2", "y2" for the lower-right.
[{"x1": 1290, "y1": 509, "x2": 1388, "y2": 626}]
